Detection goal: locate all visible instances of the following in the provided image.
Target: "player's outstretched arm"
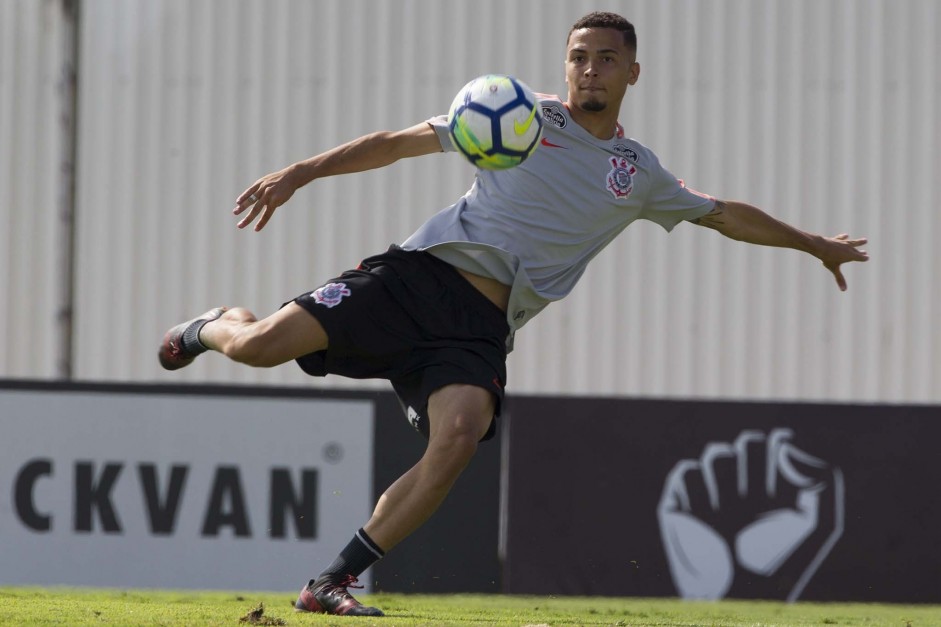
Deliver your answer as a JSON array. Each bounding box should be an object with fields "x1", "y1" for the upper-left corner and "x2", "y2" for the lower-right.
[
  {"x1": 233, "y1": 122, "x2": 443, "y2": 231},
  {"x1": 690, "y1": 200, "x2": 869, "y2": 291}
]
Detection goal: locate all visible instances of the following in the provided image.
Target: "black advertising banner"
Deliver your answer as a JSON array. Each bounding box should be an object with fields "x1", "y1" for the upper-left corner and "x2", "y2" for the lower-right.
[{"x1": 502, "y1": 396, "x2": 941, "y2": 603}]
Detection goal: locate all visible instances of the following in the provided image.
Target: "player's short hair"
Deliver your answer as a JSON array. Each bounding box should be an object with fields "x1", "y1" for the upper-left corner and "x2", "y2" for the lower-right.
[{"x1": 568, "y1": 12, "x2": 637, "y2": 52}]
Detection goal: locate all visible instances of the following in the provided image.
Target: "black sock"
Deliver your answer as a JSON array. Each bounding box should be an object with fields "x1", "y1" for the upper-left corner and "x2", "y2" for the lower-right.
[
  {"x1": 180, "y1": 318, "x2": 211, "y2": 354},
  {"x1": 318, "y1": 528, "x2": 385, "y2": 581}
]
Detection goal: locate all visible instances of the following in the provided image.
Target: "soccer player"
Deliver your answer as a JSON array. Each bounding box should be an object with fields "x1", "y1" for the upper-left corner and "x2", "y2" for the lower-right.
[{"x1": 159, "y1": 11, "x2": 868, "y2": 617}]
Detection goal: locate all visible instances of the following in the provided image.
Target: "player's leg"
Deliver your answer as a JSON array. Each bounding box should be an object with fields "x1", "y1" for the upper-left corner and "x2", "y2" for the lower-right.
[
  {"x1": 159, "y1": 302, "x2": 328, "y2": 370},
  {"x1": 295, "y1": 383, "x2": 495, "y2": 616},
  {"x1": 199, "y1": 303, "x2": 328, "y2": 366},
  {"x1": 365, "y1": 382, "x2": 494, "y2": 548}
]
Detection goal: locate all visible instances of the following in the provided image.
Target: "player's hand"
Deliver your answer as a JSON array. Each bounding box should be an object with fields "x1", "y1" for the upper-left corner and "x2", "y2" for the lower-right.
[
  {"x1": 657, "y1": 429, "x2": 844, "y2": 601},
  {"x1": 817, "y1": 233, "x2": 869, "y2": 291},
  {"x1": 233, "y1": 166, "x2": 301, "y2": 231}
]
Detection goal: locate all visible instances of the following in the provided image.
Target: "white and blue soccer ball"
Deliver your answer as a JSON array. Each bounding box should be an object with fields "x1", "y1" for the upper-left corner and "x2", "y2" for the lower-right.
[{"x1": 448, "y1": 74, "x2": 543, "y2": 170}]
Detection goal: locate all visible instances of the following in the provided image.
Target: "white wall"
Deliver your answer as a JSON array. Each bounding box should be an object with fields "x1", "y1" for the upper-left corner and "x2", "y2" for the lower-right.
[
  {"x1": 3, "y1": 0, "x2": 939, "y2": 403},
  {"x1": 0, "y1": 0, "x2": 63, "y2": 378}
]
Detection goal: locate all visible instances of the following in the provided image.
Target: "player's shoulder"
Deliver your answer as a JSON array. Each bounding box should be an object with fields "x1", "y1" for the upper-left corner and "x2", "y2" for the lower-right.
[{"x1": 535, "y1": 94, "x2": 570, "y2": 132}]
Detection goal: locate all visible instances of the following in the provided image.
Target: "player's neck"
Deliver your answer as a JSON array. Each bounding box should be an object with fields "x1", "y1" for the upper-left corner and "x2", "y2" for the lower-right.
[{"x1": 564, "y1": 102, "x2": 620, "y2": 140}]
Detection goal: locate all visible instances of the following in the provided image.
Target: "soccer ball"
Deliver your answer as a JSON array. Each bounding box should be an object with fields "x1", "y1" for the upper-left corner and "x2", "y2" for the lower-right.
[{"x1": 448, "y1": 74, "x2": 543, "y2": 170}]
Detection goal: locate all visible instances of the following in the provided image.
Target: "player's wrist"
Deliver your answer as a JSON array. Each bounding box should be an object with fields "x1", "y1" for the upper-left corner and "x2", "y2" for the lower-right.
[
  {"x1": 288, "y1": 160, "x2": 318, "y2": 187},
  {"x1": 804, "y1": 233, "x2": 829, "y2": 259}
]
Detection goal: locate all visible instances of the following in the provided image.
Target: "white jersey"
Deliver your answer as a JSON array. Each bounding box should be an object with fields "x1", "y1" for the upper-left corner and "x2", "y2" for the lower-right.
[{"x1": 402, "y1": 94, "x2": 715, "y2": 350}]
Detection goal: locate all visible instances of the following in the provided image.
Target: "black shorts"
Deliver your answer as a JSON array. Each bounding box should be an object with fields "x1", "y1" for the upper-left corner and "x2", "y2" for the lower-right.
[{"x1": 289, "y1": 246, "x2": 509, "y2": 441}]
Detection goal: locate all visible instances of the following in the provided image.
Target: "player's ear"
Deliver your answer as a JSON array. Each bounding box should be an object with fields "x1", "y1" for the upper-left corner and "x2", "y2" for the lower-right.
[{"x1": 628, "y1": 61, "x2": 640, "y2": 85}]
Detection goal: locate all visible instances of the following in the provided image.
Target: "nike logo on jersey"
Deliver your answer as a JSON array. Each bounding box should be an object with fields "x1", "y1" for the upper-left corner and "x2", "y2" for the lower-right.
[
  {"x1": 514, "y1": 105, "x2": 539, "y2": 135},
  {"x1": 540, "y1": 137, "x2": 567, "y2": 149}
]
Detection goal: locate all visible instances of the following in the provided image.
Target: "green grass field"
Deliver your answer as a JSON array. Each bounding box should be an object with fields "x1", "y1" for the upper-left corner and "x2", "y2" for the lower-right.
[{"x1": 1, "y1": 588, "x2": 938, "y2": 626}]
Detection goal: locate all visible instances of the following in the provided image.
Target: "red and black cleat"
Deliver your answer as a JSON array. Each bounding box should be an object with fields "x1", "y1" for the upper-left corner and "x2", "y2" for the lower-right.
[
  {"x1": 294, "y1": 575, "x2": 384, "y2": 617},
  {"x1": 158, "y1": 307, "x2": 226, "y2": 371}
]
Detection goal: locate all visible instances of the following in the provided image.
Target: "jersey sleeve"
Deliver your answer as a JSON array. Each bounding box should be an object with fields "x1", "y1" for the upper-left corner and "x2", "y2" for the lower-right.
[
  {"x1": 426, "y1": 115, "x2": 457, "y2": 152},
  {"x1": 642, "y1": 155, "x2": 716, "y2": 231}
]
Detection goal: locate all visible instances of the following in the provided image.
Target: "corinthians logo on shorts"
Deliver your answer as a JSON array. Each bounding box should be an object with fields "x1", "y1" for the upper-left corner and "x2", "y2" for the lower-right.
[
  {"x1": 311, "y1": 282, "x2": 351, "y2": 308},
  {"x1": 605, "y1": 156, "x2": 636, "y2": 199}
]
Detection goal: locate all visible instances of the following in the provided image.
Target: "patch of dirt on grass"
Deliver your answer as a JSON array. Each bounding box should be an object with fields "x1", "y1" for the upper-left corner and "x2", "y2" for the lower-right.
[{"x1": 239, "y1": 602, "x2": 285, "y2": 626}]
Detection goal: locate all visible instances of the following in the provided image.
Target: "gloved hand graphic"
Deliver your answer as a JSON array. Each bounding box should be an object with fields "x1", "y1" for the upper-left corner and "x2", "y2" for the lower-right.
[{"x1": 658, "y1": 429, "x2": 843, "y2": 601}]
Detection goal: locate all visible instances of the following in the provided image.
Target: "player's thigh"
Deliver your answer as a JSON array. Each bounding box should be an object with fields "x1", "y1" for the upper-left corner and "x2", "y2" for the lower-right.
[
  {"x1": 426, "y1": 383, "x2": 496, "y2": 444},
  {"x1": 242, "y1": 302, "x2": 329, "y2": 365}
]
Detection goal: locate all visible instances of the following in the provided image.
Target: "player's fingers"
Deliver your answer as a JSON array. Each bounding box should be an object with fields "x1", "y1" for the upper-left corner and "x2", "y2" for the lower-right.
[
  {"x1": 833, "y1": 233, "x2": 871, "y2": 246},
  {"x1": 830, "y1": 266, "x2": 847, "y2": 291},
  {"x1": 236, "y1": 183, "x2": 258, "y2": 204},
  {"x1": 234, "y1": 191, "x2": 260, "y2": 216},
  {"x1": 237, "y1": 200, "x2": 263, "y2": 229},
  {"x1": 254, "y1": 204, "x2": 277, "y2": 231},
  {"x1": 234, "y1": 184, "x2": 263, "y2": 212}
]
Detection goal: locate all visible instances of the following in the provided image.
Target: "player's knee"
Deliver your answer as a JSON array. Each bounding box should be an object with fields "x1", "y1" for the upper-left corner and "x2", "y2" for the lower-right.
[
  {"x1": 449, "y1": 428, "x2": 480, "y2": 463},
  {"x1": 431, "y1": 415, "x2": 483, "y2": 465}
]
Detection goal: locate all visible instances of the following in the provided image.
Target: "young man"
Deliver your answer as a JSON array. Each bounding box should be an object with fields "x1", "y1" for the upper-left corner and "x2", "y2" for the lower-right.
[{"x1": 159, "y1": 12, "x2": 868, "y2": 617}]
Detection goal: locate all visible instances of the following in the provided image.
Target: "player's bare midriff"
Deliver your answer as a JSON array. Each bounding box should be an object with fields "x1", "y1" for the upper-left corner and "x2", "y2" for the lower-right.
[{"x1": 455, "y1": 267, "x2": 511, "y2": 312}]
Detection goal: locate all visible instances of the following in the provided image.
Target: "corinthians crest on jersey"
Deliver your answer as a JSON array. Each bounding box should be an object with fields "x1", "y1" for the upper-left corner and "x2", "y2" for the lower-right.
[{"x1": 605, "y1": 156, "x2": 637, "y2": 199}]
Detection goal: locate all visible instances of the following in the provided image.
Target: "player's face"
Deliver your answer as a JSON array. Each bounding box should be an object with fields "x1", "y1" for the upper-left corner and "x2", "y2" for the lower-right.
[{"x1": 565, "y1": 28, "x2": 639, "y2": 113}]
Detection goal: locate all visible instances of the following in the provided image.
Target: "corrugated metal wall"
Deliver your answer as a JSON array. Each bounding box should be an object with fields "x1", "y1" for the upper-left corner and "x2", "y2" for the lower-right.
[
  {"x1": 0, "y1": 0, "x2": 62, "y2": 378},
  {"x1": 3, "y1": 0, "x2": 939, "y2": 403}
]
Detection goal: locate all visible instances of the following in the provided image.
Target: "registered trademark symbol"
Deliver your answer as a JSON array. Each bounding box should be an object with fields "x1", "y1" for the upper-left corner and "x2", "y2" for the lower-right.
[{"x1": 322, "y1": 442, "x2": 344, "y2": 463}]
